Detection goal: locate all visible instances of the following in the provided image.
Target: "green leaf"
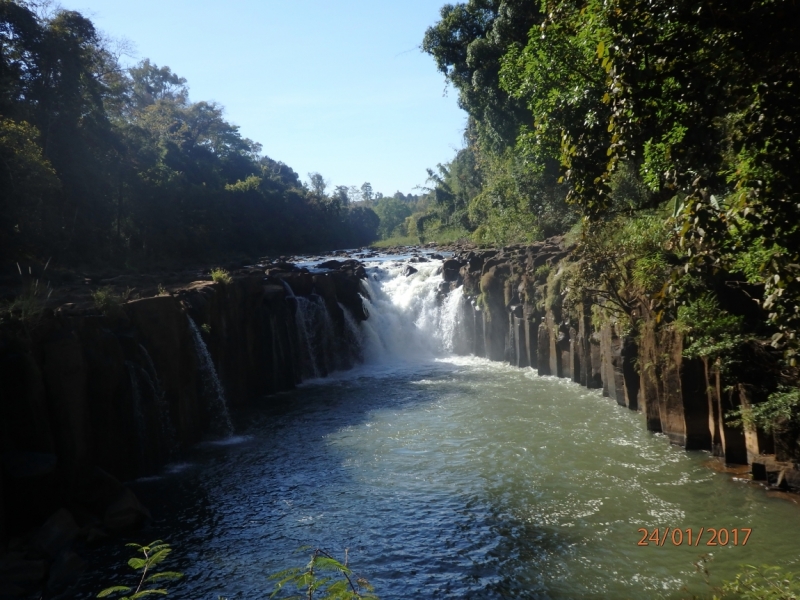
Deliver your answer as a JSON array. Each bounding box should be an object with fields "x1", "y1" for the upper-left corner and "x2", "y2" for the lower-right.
[
  {"x1": 596, "y1": 40, "x2": 605, "y2": 58},
  {"x1": 128, "y1": 558, "x2": 147, "y2": 570},
  {"x1": 98, "y1": 586, "x2": 132, "y2": 598},
  {"x1": 313, "y1": 557, "x2": 350, "y2": 573},
  {"x1": 146, "y1": 549, "x2": 172, "y2": 567},
  {"x1": 145, "y1": 571, "x2": 183, "y2": 582},
  {"x1": 130, "y1": 590, "x2": 168, "y2": 598},
  {"x1": 269, "y1": 567, "x2": 302, "y2": 582}
]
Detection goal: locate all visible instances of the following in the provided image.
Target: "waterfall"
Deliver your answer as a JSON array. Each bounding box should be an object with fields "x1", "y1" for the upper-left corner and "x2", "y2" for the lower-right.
[
  {"x1": 138, "y1": 344, "x2": 178, "y2": 455},
  {"x1": 312, "y1": 294, "x2": 338, "y2": 372},
  {"x1": 187, "y1": 315, "x2": 234, "y2": 436},
  {"x1": 125, "y1": 361, "x2": 148, "y2": 469},
  {"x1": 339, "y1": 301, "x2": 364, "y2": 365},
  {"x1": 293, "y1": 295, "x2": 322, "y2": 379},
  {"x1": 355, "y1": 259, "x2": 461, "y2": 363}
]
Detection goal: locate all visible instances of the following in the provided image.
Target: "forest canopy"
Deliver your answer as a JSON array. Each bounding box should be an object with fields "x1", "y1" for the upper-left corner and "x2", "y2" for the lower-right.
[{"x1": 0, "y1": 0, "x2": 380, "y2": 266}]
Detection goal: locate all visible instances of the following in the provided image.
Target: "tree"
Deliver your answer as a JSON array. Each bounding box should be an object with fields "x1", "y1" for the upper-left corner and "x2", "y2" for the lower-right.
[
  {"x1": 373, "y1": 196, "x2": 412, "y2": 239},
  {"x1": 332, "y1": 185, "x2": 350, "y2": 208},
  {"x1": 360, "y1": 181, "x2": 373, "y2": 202},
  {"x1": 308, "y1": 172, "x2": 328, "y2": 199}
]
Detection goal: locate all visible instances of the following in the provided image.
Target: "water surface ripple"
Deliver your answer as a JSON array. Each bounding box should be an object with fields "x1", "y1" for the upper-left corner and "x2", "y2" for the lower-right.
[{"x1": 82, "y1": 357, "x2": 799, "y2": 599}]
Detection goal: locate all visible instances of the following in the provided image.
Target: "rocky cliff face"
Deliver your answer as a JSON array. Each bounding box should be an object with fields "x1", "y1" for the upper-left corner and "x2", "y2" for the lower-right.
[
  {"x1": 439, "y1": 239, "x2": 796, "y2": 491},
  {"x1": 0, "y1": 266, "x2": 365, "y2": 595}
]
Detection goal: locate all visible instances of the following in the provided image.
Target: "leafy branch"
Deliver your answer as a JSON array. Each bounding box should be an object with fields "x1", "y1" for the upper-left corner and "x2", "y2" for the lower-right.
[
  {"x1": 269, "y1": 547, "x2": 378, "y2": 600},
  {"x1": 97, "y1": 540, "x2": 183, "y2": 599}
]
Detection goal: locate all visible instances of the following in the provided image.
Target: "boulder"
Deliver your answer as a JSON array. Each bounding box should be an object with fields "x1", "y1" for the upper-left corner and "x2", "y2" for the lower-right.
[
  {"x1": 0, "y1": 554, "x2": 46, "y2": 594},
  {"x1": 47, "y1": 550, "x2": 86, "y2": 590},
  {"x1": 402, "y1": 265, "x2": 418, "y2": 277},
  {"x1": 103, "y1": 488, "x2": 151, "y2": 532},
  {"x1": 30, "y1": 508, "x2": 79, "y2": 559},
  {"x1": 316, "y1": 260, "x2": 343, "y2": 270},
  {"x1": 442, "y1": 259, "x2": 461, "y2": 283}
]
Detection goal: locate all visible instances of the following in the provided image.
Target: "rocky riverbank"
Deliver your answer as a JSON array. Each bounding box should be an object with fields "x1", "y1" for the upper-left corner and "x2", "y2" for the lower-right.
[{"x1": 431, "y1": 238, "x2": 798, "y2": 494}]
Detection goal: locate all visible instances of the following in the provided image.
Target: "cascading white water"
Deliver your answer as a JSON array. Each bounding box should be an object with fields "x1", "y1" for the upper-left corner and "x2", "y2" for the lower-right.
[
  {"x1": 125, "y1": 361, "x2": 148, "y2": 467},
  {"x1": 138, "y1": 344, "x2": 178, "y2": 454},
  {"x1": 187, "y1": 315, "x2": 234, "y2": 436},
  {"x1": 293, "y1": 295, "x2": 322, "y2": 379},
  {"x1": 357, "y1": 259, "x2": 462, "y2": 363}
]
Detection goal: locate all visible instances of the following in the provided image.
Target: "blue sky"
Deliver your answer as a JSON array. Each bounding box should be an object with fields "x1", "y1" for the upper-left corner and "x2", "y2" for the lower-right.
[{"x1": 60, "y1": 0, "x2": 468, "y2": 196}]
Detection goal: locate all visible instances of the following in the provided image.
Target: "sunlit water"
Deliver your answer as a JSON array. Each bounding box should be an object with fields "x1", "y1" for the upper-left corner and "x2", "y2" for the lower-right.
[{"x1": 77, "y1": 258, "x2": 800, "y2": 599}]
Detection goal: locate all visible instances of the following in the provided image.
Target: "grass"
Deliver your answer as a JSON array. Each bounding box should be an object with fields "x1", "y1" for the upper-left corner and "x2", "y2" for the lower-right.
[{"x1": 2, "y1": 281, "x2": 48, "y2": 328}]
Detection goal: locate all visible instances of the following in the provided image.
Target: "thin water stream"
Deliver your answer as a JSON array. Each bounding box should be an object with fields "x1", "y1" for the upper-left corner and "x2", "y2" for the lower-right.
[{"x1": 78, "y1": 258, "x2": 800, "y2": 599}]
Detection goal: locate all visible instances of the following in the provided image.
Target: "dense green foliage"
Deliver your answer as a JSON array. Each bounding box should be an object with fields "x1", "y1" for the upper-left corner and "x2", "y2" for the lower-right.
[
  {"x1": 421, "y1": 0, "x2": 800, "y2": 431},
  {"x1": 423, "y1": 0, "x2": 800, "y2": 349},
  {"x1": 0, "y1": 1, "x2": 379, "y2": 266}
]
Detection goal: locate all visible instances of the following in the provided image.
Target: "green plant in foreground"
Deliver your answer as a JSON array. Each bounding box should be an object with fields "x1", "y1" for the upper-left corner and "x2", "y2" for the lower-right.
[
  {"x1": 269, "y1": 547, "x2": 378, "y2": 600},
  {"x1": 690, "y1": 555, "x2": 800, "y2": 599},
  {"x1": 717, "y1": 564, "x2": 800, "y2": 599},
  {"x1": 210, "y1": 268, "x2": 233, "y2": 285},
  {"x1": 97, "y1": 540, "x2": 183, "y2": 599}
]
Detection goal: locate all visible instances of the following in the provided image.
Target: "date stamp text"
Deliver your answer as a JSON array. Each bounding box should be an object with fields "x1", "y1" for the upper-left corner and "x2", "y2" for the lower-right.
[{"x1": 637, "y1": 527, "x2": 752, "y2": 547}]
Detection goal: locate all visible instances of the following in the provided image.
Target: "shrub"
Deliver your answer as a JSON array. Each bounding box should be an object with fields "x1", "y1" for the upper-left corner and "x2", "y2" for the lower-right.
[
  {"x1": 719, "y1": 564, "x2": 800, "y2": 599},
  {"x1": 92, "y1": 287, "x2": 125, "y2": 318},
  {"x1": 675, "y1": 293, "x2": 745, "y2": 363},
  {"x1": 729, "y1": 385, "x2": 800, "y2": 434},
  {"x1": 210, "y1": 268, "x2": 233, "y2": 285}
]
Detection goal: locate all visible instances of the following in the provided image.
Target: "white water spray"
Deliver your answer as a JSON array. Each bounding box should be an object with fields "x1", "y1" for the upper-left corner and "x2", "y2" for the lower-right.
[
  {"x1": 356, "y1": 259, "x2": 463, "y2": 363},
  {"x1": 187, "y1": 315, "x2": 234, "y2": 436}
]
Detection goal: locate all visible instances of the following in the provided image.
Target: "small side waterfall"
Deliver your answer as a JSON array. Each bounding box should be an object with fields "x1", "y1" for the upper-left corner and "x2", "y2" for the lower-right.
[
  {"x1": 283, "y1": 274, "x2": 368, "y2": 379},
  {"x1": 187, "y1": 315, "x2": 234, "y2": 436},
  {"x1": 138, "y1": 344, "x2": 178, "y2": 455},
  {"x1": 294, "y1": 296, "x2": 322, "y2": 379},
  {"x1": 338, "y1": 301, "x2": 364, "y2": 365},
  {"x1": 125, "y1": 361, "x2": 149, "y2": 470}
]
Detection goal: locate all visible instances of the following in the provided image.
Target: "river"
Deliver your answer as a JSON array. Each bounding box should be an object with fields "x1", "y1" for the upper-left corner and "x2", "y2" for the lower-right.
[{"x1": 78, "y1": 257, "x2": 800, "y2": 599}]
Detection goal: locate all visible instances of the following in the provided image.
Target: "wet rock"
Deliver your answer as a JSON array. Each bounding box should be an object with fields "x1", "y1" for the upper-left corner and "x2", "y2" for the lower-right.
[
  {"x1": 103, "y1": 488, "x2": 151, "y2": 532},
  {"x1": 402, "y1": 265, "x2": 418, "y2": 277},
  {"x1": 0, "y1": 554, "x2": 46, "y2": 595},
  {"x1": 316, "y1": 260, "x2": 343, "y2": 270},
  {"x1": 47, "y1": 550, "x2": 85, "y2": 590},
  {"x1": 30, "y1": 509, "x2": 79, "y2": 559},
  {"x1": 442, "y1": 259, "x2": 461, "y2": 283}
]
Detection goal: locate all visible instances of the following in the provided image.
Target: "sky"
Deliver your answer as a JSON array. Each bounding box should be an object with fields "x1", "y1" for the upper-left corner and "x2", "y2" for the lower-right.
[{"x1": 58, "y1": 0, "x2": 468, "y2": 197}]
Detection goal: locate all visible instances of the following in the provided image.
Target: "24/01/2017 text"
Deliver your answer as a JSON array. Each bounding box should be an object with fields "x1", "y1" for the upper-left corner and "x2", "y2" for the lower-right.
[{"x1": 637, "y1": 528, "x2": 752, "y2": 547}]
